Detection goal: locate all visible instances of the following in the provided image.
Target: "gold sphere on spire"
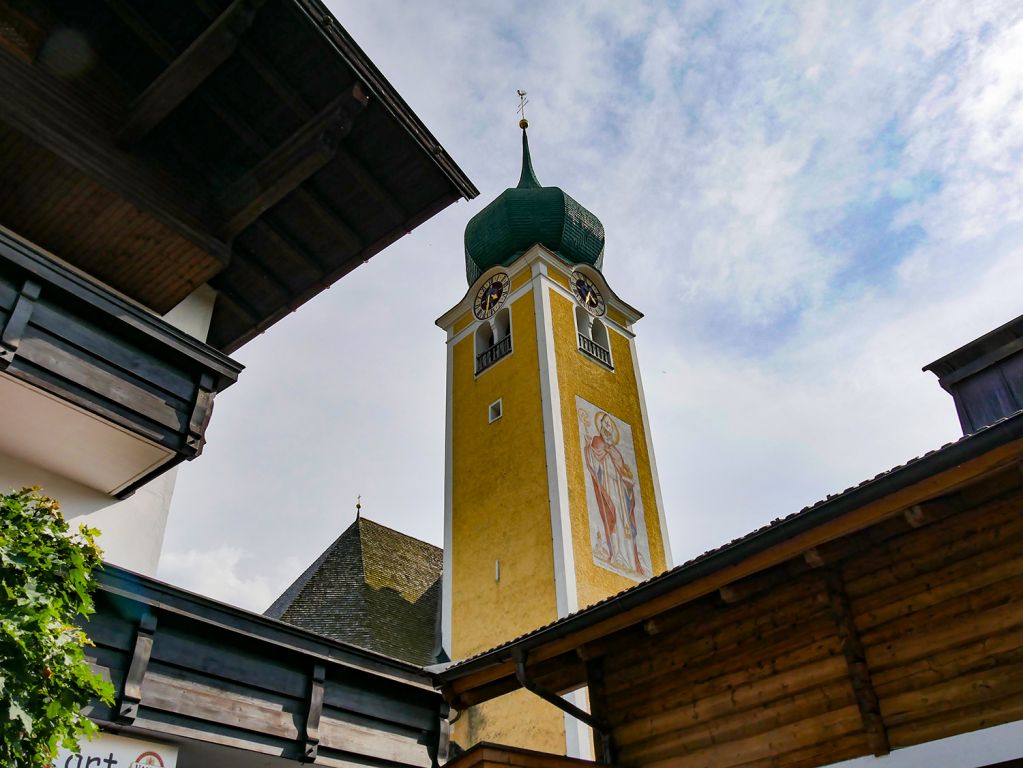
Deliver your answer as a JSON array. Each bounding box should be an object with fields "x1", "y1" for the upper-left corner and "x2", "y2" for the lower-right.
[{"x1": 519, "y1": 118, "x2": 529, "y2": 129}]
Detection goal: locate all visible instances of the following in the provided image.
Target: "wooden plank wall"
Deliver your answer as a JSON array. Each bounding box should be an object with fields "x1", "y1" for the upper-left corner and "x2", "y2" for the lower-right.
[
  {"x1": 85, "y1": 585, "x2": 443, "y2": 767},
  {"x1": 589, "y1": 465, "x2": 1023, "y2": 768}
]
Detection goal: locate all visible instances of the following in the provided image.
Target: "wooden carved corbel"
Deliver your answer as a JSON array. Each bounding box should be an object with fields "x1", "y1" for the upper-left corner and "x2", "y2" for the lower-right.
[
  {"x1": 302, "y1": 663, "x2": 326, "y2": 762},
  {"x1": 119, "y1": 612, "x2": 157, "y2": 722},
  {"x1": 0, "y1": 279, "x2": 41, "y2": 369}
]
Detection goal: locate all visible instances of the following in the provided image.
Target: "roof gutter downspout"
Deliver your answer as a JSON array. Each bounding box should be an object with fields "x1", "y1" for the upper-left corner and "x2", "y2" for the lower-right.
[{"x1": 512, "y1": 648, "x2": 614, "y2": 764}]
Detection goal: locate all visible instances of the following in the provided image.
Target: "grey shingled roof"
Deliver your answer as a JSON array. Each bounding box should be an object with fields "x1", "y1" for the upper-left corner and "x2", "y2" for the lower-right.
[{"x1": 265, "y1": 517, "x2": 443, "y2": 666}]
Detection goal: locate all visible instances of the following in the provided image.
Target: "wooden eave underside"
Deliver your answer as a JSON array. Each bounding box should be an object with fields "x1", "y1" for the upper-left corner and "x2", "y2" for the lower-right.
[
  {"x1": 0, "y1": 0, "x2": 477, "y2": 353},
  {"x1": 440, "y1": 428, "x2": 1023, "y2": 768}
]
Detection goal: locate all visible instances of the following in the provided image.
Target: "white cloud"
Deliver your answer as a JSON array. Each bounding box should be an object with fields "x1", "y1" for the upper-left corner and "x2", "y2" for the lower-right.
[
  {"x1": 158, "y1": 547, "x2": 305, "y2": 613},
  {"x1": 163, "y1": 0, "x2": 1023, "y2": 643}
]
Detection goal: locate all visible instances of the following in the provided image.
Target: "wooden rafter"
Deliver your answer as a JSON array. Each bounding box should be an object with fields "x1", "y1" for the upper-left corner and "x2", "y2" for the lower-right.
[
  {"x1": 0, "y1": 44, "x2": 228, "y2": 263},
  {"x1": 332, "y1": 146, "x2": 406, "y2": 224},
  {"x1": 191, "y1": 0, "x2": 406, "y2": 229},
  {"x1": 118, "y1": 0, "x2": 269, "y2": 146},
  {"x1": 218, "y1": 83, "x2": 369, "y2": 239},
  {"x1": 105, "y1": 2, "x2": 364, "y2": 255},
  {"x1": 824, "y1": 568, "x2": 891, "y2": 756}
]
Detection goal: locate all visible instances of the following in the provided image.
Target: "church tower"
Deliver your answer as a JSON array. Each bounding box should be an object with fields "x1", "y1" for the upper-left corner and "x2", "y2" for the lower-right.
[{"x1": 436, "y1": 121, "x2": 673, "y2": 756}]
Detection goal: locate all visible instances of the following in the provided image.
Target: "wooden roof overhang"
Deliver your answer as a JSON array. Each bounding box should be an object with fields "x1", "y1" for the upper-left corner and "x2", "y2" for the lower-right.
[
  {"x1": 437, "y1": 411, "x2": 1023, "y2": 768},
  {"x1": 0, "y1": 0, "x2": 477, "y2": 353},
  {"x1": 87, "y1": 563, "x2": 448, "y2": 767},
  {"x1": 0, "y1": 226, "x2": 241, "y2": 497}
]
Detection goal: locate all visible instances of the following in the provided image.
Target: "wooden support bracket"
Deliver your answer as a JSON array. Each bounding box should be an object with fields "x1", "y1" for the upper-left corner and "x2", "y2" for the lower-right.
[
  {"x1": 434, "y1": 702, "x2": 452, "y2": 768},
  {"x1": 823, "y1": 569, "x2": 890, "y2": 756},
  {"x1": 185, "y1": 372, "x2": 216, "y2": 457},
  {"x1": 302, "y1": 662, "x2": 326, "y2": 762},
  {"x1": 119, "y1": 612, "x2": 157, "y2": 723},
  {"x1": 0, "y1": 279, "x2": 40, "y2": 369},
  {"x1": 218, "y1": 83, "x2": 369, "y2": 239},
  {"x1": 585, "y1": 657, "x2": 616, "y2": 765},
  {"x1": 118, "y1": 0, "x2": 269, "y2": 146}
]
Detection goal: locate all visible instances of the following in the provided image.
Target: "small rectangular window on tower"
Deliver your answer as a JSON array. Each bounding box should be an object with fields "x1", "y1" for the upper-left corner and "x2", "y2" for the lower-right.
[{"x1": 489, "y1": 399, "x2": 503, "y2": 423}]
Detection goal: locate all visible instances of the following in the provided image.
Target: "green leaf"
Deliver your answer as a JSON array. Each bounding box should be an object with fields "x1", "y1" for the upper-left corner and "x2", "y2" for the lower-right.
[{"x1": 9, "y1": 701, "x2": 33, "y2": 734}]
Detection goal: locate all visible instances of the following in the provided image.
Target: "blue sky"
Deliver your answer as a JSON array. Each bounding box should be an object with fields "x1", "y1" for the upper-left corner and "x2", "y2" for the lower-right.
[{"x1": 159, "y1": 4, "x2": 1023, "y2": 730}]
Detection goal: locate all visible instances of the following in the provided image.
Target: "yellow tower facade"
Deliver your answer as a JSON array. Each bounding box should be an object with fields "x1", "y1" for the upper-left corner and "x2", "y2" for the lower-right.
[{"x1": 437, "y1": 227, "x2": 673, "y2": 754}]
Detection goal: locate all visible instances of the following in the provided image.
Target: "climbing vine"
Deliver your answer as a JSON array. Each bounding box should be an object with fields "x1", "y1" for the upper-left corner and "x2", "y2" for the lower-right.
[{"x1": 0, "y1": 488, "x2": 114, "y2": 768}]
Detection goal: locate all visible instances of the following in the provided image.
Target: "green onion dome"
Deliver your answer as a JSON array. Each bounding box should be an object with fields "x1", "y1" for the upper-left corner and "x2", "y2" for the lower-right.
[{"x1": 464, "y1": 126, "x2": 605, "y2": 285}]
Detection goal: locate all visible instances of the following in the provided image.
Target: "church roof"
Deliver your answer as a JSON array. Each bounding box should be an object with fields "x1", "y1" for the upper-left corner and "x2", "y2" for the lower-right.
[
  {"x1": 463, "y1": 127, "x2": 605, "y2": 285},
  {"x1": 265, "y1": 516, "x2": 443, "y2": 666}
]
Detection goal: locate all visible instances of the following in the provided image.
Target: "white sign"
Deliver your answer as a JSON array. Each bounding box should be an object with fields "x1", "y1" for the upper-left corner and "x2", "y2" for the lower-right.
[{"x1": 52, "y1": 732, "x2": 178, "y2": 768}]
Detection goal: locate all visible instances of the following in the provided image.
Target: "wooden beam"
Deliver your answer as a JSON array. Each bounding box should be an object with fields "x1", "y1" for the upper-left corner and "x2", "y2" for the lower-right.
[
  {"x1": 824, "y1": 569, "x2": 890, "y2": 756},
  {"x1": 332, "y1": 146, "x2": 406, "y2": 224},
  {"x1": 118, "y1": 0, "x2": 269, "y2": 146},
  {"x1": 719, "y1": 561, "x2": 806, "y2": 603},
  {"x1": 0, "y1": 45, "x2": 228, "y2": 263},
  {"x1": 106, "y1": 3, "x2": 363, "y2": 256},
  {"x1": 218, "y1": 83, "x2": 369, "y2": 239}
]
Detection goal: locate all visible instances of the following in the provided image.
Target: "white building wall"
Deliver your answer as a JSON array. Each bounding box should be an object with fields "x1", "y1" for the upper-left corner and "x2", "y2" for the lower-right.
[{"x1": 0, "y1": 285, "x2": 216, "y2": 576}]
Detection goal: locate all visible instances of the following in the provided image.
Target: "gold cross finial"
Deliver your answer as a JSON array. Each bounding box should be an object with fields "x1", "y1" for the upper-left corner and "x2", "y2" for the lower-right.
[{"x1": 517, "y1": 89, "x2": 529, "y2": 129}]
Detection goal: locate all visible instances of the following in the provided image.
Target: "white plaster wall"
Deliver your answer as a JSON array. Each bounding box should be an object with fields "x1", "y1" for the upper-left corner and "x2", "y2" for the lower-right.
[
  {"x1": 0, "y1": 450, "x2": 176, "y2": 574},
  {"x1": 0, "y1": 285, "x2": 216, "y2": 576}
]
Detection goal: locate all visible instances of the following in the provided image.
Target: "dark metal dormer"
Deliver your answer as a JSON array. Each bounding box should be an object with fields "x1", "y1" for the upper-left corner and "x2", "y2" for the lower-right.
[
  {"x1": 924, "y1": 313, "x2": 1023, "y2": 435},
  {"x1": 0, "y1": 228, "x2": 242, "y2": 497}
]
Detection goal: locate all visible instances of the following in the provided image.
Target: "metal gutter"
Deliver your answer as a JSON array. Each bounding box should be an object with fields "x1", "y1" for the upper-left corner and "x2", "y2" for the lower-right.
[{"x1": 438, "y1": 409, "x2": 1023, "y2": 684}]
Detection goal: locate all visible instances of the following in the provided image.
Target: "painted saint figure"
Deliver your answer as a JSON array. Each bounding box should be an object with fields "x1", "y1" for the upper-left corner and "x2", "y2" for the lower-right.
[{"x1": 580, "y1": 407, "x2": 649, "y2": 578}]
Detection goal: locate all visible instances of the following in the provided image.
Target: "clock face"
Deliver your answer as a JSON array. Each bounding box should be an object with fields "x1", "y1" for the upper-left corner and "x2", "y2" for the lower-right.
[
  {"x1": 572, "y1": 272, "x2": 606, "y2": 316},
  {"x1": 473, "y1": 272, "x2": 511, "y2": 319}
]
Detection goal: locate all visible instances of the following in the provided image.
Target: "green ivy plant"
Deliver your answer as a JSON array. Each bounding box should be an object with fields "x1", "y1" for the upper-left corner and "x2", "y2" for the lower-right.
[{"x1": 0, "y1": 488, "x2": 114, "y2": 767}]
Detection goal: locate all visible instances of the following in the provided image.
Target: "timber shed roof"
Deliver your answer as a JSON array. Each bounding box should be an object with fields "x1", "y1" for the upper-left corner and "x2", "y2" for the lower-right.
[
  {"x1": 436, "y1": 408, "x2": 1023, "y2": 697},
  {"x1": 266, "y1": 516, "x2": 443, "y2": 666},
  {"x1": 0, "y1": 0, "x2": 477, "y2": 352}
]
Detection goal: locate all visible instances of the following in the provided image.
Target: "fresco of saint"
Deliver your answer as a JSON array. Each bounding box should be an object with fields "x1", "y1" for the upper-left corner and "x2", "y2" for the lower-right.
[{"x1": 577, "y1": 397, "x2": 652, "y2": 580}]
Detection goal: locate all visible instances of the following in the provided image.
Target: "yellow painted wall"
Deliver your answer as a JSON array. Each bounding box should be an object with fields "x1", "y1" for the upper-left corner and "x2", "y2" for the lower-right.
[
  {"x1": 450, "y1": 286, "x2": 565, "y2": 753},
  {"x1": 459, "y1": 690, "x2": 567, "y2": 755},
  {"x1": 548, "y1": 268, "x2": 570, "y2": 290},
  {"x1": 606, "y1": 306, "x2": 628, "y2": 327},
  {"x1": 453, "y1": 311, "x2": 474, "y2": 335},
  {"x1": 511, "y1": 268, "x2": 531, "y2": 291},
  {"x1": 548, "y1": 289, "x2": 668, "y2": 610}
]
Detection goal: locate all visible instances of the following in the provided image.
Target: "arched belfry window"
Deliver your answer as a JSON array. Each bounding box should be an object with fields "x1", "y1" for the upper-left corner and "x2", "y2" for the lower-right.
[
  {"x1": 575, "y1": 305, "x2": 592, "y2": 340},
  {"x1": 475, "y1": 310, "x2": 513, "y2": 375},
  {"x1": 475, "y1": 321, "x2": 494, "y2": 353},
  {"x1": 591, "y1": 318, "x2": 609, "y2": 350},
  {"x1": 494, "y1": 308, "x2": 511, "y2": 341}
]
